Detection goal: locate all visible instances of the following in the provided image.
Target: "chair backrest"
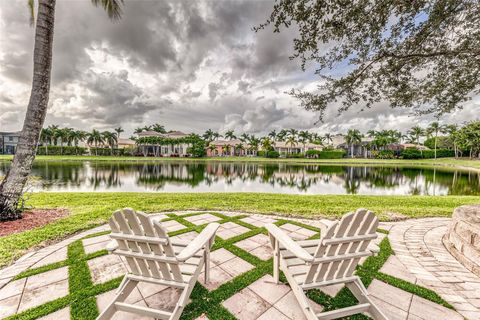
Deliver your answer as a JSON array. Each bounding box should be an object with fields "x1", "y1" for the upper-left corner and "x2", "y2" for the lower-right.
[
  {"x1": 108, "y1": 208, "x2": 184, "y2": 283},
  {"x1": 303, "y1": 209, "x2": 378, "y2": 285}
]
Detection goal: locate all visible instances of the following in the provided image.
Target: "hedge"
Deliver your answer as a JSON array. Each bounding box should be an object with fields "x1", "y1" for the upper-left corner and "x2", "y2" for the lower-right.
[
  {"x1": 306, "y1": 150, "x2": 345, "y2": 159},
  {"x1": 401, "y1": 148, "x2": 455, "y2": 159},
  {"x1": 37, "y1": 146, "x2": 87, "y2": 155}
]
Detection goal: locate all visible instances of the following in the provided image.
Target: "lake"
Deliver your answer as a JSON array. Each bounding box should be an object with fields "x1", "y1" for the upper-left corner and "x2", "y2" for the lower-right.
[{"x1": 0, "y1": 160, "x2": 479, "y2": 195}]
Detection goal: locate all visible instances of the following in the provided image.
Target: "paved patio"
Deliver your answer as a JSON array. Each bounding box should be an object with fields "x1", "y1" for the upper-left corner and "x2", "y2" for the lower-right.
[{"x1": 0, "y1": 211, "x2": 479, "y2": 320}]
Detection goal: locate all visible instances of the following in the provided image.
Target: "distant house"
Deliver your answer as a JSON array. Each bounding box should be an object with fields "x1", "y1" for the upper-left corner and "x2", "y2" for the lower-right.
[
  {"x1": 117, "y1": 138, "x2": 135, "y2": 149},
  {"x1": 272, "y1": 141, "x2": 322, "y2": 156},
  {"x1": 337, "y1": 140, "x2": 372, "y2": 158},
  {"x1": 0, "y1": 132, "x2": 21, "y2": 155},
  {"x1": 386, "y1": 143, "x2": 429, "y2": 151},
  {"x1": 136, "y1": 131, "x2": 192, "y2": 156},
  {"x1": 206, "y1": 139, "x2": 256, "y2": 157}
]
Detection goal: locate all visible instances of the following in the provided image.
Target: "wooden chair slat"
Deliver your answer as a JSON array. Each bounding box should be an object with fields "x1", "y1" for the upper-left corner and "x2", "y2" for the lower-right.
[
  {"x1": 124, "y1": 209, "x2": 161, "y2": 279},
  {"x1": 266, "y1": 209, "x2": 388, "y2": 320},
  {"x1": 98, "y1": 208, "x2": 218, "y2": 320}
]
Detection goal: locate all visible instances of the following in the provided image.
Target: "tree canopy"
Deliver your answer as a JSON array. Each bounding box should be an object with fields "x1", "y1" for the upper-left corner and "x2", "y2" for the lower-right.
[{"x1": 257, "y1": 0, "x2": 480, "y2": 120}]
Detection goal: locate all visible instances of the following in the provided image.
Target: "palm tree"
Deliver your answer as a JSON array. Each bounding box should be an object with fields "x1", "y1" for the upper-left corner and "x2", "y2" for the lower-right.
[
  {"x1": 268, "y1": 130, "x2": 277, "y2": 140},
  {"x1": 102, "y1": 131, "x2": 118, "y2": 156},
  {"x1": 276, "y1": 129, "x2": 288, "y2": 141},
  {"x1": 298, "y1": 130, "x2": 310, "y2": 152},
  {"x1": 224, "y1": 130, "x2": 236, "y2": 140},
  {"x1": 248, "y1": 137, "x2": 260, "y2": 155},
  {"x1": 323, "y1": 133, "x2": 333, "y2": 145},
  {"x1": 446, "y1": 124, "x2": 459, "y2": 158},
  {"x1": 0, "y1": 0, "x2": 124, "y2": 219},
  {"x1": 235, "y1": 143, "x2": 244, "y2": 156},
  {"x1": 56, "y1": 128, "x2": 71, "y2": 155},
  {"x1": 152, "y1": 123, "x2": 166, "y2": 133},
  {"x1": 87, "y1": 130, "x2": 105, "y2": 156},
  {"x1": 69, "y1": 130, "x2": 87, "y2": 155},
  {"x1": 427, "y1": 122, "x2": 445, "y2": 160},
  {"x1": 39, "y1": 127, "x2": 53, "y2": 155},
  {"x1": 285, "y1": 135, "x2": 297, "y2": 155},
  {"x1": 261, "y1": 137, "x2": 274, "y2": 152},
  {"x1": 134, "y1": 127, "x2": 144, "y2": 134},
  {"x1": 203, "y1": 129, "x2": 215, "y2": 142},
  {"x1": 288, "y1": 128, "x2": 298, "y2": 139},
  {"x1": 114, "y1": 127, "x2": 124, "y2": 140},
  {"x1": 207, "y1": 144, "x2": 216, "y2": 156},
  {"x1": 345, "y1": 129, "x2": 363, "y2": 158},
  {"x1": 212, "y1": 132, "x2": 222, "y2": 141},
  {"x1": 407, "y1": 125, "x2": 424, "y2": 154},
  {"x1": 239, "y1": 133, "x2": 250, "y2": 142}
]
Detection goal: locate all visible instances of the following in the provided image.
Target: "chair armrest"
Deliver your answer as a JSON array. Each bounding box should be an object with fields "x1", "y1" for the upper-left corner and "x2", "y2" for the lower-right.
[
  {"x1": 368, "y1": 243, "x2": 380, "y2": 256},
  {"x1": 106, "y1": 240, "x2": 118, "y2": 253},
  {"x1": 176, "y1": 223, "x2": 220, "y2": 262},
  {"x1": 265, "y1": 224, "x2": 314, "y2": 262}
]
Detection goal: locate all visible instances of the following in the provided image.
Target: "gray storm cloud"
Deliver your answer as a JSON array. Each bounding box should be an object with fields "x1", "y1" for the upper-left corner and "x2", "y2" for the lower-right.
[{"x1": 0, "y1": 0, "x2": 477, "y2": 136}]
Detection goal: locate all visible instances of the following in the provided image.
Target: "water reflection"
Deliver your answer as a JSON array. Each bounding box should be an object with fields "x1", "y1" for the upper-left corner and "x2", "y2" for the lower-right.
[{"x1": 0, "y1": 161, "x2": 478, "y2": 195}]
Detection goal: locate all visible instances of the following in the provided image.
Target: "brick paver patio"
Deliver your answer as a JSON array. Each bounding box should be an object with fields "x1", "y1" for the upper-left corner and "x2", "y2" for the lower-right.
[{"x1": 0, "y1": 211, "x2": 478, "y2": 319}]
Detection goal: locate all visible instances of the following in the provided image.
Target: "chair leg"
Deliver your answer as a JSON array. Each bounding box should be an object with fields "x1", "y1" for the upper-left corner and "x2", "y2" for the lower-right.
[
  {"x1": 346, "y1": 278, "x2": 389, "y2": 320},
  {"x1": 273, "y1": 239, "x2": 280, "y2": 284},
  {"x1": 96, "y1": 278, "x2": 138, "y2": 320},
  {"x1": 204, "y1": 248, "x2": 210, "y2": 284}
]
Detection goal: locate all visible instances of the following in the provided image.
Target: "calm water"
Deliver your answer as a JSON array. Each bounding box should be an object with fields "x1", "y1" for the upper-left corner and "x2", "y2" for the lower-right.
[{"x1": 0, "y1": 161, "x2": 479, "y2": 195}]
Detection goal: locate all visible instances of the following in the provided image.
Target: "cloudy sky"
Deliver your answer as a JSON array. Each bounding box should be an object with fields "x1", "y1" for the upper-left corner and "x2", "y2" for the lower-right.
[{"x1": 0, "y1": 0, "x2": 478, "y2": 137}]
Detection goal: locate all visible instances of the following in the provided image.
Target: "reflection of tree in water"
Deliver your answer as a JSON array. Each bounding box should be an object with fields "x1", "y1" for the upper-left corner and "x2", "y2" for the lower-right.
[
  {"x1": 88, "y1": 162, "x2": 122, "y2": 190},
  {"x1": 1, "y1": 160, "x2": 479, "y2": 195},
  {"x1": 136, "y1": 163, "x2": 206, "y2": 190}
]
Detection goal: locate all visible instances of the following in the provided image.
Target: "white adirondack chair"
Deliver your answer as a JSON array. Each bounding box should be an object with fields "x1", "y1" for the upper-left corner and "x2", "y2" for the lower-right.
[
  {"x1": 265, "y1": 209, "x2": 389, "y2": 320},
  {"x1": 97, "y1": 208, "x2": 219, "y2": 320}
]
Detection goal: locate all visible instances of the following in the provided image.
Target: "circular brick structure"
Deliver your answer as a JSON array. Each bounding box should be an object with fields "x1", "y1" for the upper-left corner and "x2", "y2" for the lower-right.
[{"x1": 443, "y1": 204, "x2": 480, "y2": 276}]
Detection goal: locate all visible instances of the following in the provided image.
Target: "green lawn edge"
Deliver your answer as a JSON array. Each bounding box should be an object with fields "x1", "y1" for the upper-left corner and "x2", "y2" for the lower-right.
[
  {"x1": 1, "y1": 192, "x2": 479, "y2": 268},
  {"x1": 0, "y1": 155, "x2": 479, "y2": 171}
]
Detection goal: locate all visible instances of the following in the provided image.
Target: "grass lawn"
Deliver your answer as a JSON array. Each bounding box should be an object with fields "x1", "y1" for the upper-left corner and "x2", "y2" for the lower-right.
[
  {"x1": 1, "y1": 192, "x2": 479, "y2": 268},
  {"x1": 0, "y1": 154, "x2": 479, "y2": 170}
]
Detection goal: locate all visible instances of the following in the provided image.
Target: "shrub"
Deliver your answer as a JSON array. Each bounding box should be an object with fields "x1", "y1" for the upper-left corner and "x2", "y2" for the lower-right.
[
  {"x1": 89, "y1": 148, "x2": 125, "y2": 156},
  {"x1": 400, "y1": 148, "x2": 455, "y2": 159},
  {"x1": 400, "y1": 148, "x2": 423, "y2": 159},
  {"x1": 374, "y1": 150, "x2": 395, "y2": 159},
  {"x1": 37, "y1": 146, "x2": 87, "y2": 155},
  {"x1": 257, "y1": 150, "x2": 266, "y2": 157},
  {"x1": 187, "y1": 140, "x2": 206, "y2": 158},
  {"x1": 266, "y1": 150, "x2": 280, "y2": 158},
  {"x1": 286, "y1": 153, "x2": 305, "y2": 158},
  {"x1": 305, "y1": 149, "x2": 345, "y2": 159},
  {"x1": 319, "y1": 150, "x2": 346, "y2": 159}
]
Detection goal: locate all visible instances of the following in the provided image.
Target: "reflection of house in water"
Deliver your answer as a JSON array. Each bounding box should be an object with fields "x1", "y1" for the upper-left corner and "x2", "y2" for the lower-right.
[
  {"x1": 136, "y1": 163, "x2": 206, "y2": 189},
  {"x1": 137, "y1": 131, "x2": 193, "y2": 157}
]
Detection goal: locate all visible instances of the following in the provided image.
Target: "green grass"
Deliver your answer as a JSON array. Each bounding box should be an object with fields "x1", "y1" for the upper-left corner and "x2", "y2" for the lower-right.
[
  {"x1": 1, "y1": 192, "x2": 479, "y2": 268},
  {"x1": 4, "y1": 211, "x2": 453, "y2": 320},
  {"x1": 0, "y1": 155, "x2": 479, "y2": 170}
]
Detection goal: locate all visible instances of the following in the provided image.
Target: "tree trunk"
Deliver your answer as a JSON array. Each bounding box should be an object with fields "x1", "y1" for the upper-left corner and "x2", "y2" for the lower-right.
[
  {"x1": 434, "y1": 133, "x2": 437, "y2": 159},
  {"x1": 0, "y1": 0, "x2": 56, "y2": 221}
]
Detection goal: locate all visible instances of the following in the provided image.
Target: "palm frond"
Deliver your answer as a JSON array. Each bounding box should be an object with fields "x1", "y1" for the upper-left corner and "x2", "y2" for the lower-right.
[
  {"x1": 27, "y1": 0, "x2": 35, "y2": 26},
  {"x1": 91, "y1": 0, "x2": 124, "y2": 21}
]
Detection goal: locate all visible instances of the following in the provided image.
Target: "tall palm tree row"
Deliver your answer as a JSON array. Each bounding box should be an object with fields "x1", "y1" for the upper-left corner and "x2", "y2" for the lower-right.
[{"x1": 0, "y1": 0, "x2": 124, "y2": 220}]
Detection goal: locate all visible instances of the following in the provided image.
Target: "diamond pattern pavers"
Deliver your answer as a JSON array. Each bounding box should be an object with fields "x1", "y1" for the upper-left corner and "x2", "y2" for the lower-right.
[
  {"x1": 235, "y1": 234, "x2": 272, "y2": 260},
  {"x1": 240, "y1": 215, "x2": 278, "y2": 228},
  {"x1": 390, "y1": 218, "x2": 480, "y2": 319},
  {"x1": 216, "y1": 222, "x2": 250, "y2": 240},
  {"x1": 279, "y1": 223, "x2": 317, "y2": 240},
  {"x1": 223, "y1": 275, "x2": 323, "y2": 320},
  {"x1": 88, "y1": 254, "x2": 127, "y2": 284},
  {"x1": 198, "y1": 248, "x2": 254, "y2": 291},
  {"x1": 184, "y1": 213, "x2": 222, "y2": 225},
  {"x1": 0, "y1": 267, "x2": 69, "y2": 318}
]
